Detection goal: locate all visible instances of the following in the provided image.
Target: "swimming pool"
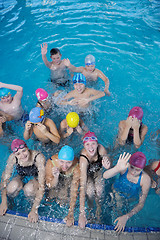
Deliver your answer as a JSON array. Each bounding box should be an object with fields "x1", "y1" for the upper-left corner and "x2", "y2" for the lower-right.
[{"x1": 0, "y1": 0, "x2": 160, "y2": 230}]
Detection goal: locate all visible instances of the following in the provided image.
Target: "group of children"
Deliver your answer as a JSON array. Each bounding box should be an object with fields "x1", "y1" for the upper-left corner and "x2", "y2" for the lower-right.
[{"x1": 0, "y1": 43, "x2": 159, "y2": 233}]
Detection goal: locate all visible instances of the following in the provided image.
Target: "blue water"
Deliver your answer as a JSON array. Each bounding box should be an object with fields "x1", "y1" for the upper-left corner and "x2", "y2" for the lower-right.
[{"x1": 0, "y1": 0, "x2": 160, "y2": 228}]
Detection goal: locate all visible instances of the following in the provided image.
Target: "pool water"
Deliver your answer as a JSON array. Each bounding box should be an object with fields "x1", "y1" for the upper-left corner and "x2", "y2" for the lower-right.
[{"x1": 0, "y1": 0, "x2": 160, "y2": 229}]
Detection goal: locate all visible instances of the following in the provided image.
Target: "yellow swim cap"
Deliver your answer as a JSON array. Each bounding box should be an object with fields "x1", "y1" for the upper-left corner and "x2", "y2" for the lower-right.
[{"x1": 66, "y1": 112, "x2": 79, "y2": 128}]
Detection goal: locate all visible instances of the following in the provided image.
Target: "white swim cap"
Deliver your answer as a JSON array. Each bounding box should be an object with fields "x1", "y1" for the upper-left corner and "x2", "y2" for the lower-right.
[{"x1": 85, "y1": 54, "x2": 95, "y2": 65}]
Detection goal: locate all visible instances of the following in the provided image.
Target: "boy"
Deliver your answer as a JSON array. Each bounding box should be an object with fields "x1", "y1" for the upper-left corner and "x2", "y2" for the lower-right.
[
  {"x1": 24, "y1": 107, "x2": 60, "y2": 144},
  {"x1": 64, "y1": 54, "x2": 110, "y2": 95},
  {"x1": 41, "y1": 43, "x2": 70, "y2": 86},
  {"x1": 0, "y1": 82, "x2": 23, "y2": 135},
  {"x1": 60, "y1": 73, "x2": 105, "y2": 108}
]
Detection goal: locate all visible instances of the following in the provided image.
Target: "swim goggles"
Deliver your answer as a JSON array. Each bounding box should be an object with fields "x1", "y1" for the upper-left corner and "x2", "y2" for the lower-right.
[
  {"x1": 83, "y1": 136, "x2": 97, "y2": 142},
  {"x1": 73, "y1": 79, "x2": 86, "y2": 84},
  {"x1": 85, "y1": 62, "x2": 95, "y2": 66},
  {"x1": 13, "y1": 144, "x2": 26, "y2": 153},
  {"x1": 1, "y1": 92, "x2": 10, "y2": 99}
]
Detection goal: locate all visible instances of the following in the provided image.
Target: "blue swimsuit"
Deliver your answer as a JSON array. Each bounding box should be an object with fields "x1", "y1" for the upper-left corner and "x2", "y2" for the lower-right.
[{"x1": 113, "y1": 169, "x2": 142, "y2": 199}]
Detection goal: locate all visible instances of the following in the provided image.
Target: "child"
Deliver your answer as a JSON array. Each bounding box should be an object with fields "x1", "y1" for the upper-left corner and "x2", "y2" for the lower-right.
[
  {"x1": 0, "y1": 139, "x2": 45, "y2": 223},
  {"x1": 103, "y1": 152, "x2": 151, "y2": 233},
  {"x1": 0, "y1": 82, "x2": 24, "y2": 135},
  {"x1": 59, "y1": 112, "x2": 88, "y2": 138},
  {"x1": 79, "y1": 131, "x2": 111, "y2": 229},
  {"x1": 64, "y1": 54, "x2": 110, "y2": 95},
  {"x1": 117, "y1": 106, "x2": 148, "y2": 148},
  {"x1": 35, "y1": 88, "x2": 51, "y2": 112},
  {"x1": 24, "y1": 107, "x2": 60, "y2": 144},
  {"x1": 45, "y1": 145, "x2": 80, "y2": 227},
  {"x1": 60, "y1": 73, "x2": 105, "y2": 108},
  {"x1": 41, "y1": 43, "x2": 70, "y2": 86}
]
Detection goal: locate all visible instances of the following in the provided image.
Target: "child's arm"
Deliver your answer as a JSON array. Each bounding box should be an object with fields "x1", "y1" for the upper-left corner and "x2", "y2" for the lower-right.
[
  {"x1": 118, "y1": 117, "x2": 132, "y2": 145},
  {"x1": 0, "y1": 82, "x2": 23, "y2": 101},
  {"x1": 63, "y1": 59, "x2": 84, "y2": 73},
  {"x1": 0, "y1": 111, "x2": 13, "y2": 122},
  {"x1": 97, "y1": 70, "x2": 110, "y2": 96},
  {"x1": 59, "y1": 120, "x2": 73, "y2": 138},
  {"x1": 45, "y1": 159, "x2": 60, "y2": 188},
  {"x1": 103, "y1": 152, "x2": 131, "y2": 179},
  {"x1": 23, "y1": 121, "x2": 33, "y2": 140},
  {"x1": 41, "y1": 43, "x2": 52, "y2": 69}
]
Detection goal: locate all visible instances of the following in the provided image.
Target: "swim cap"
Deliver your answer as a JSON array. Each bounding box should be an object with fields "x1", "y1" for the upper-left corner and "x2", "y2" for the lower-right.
[
  {"x1": 58, "y1": 145, "x2": 74, "y2": 161},
  {"x1": 129, "y1": 152, "x2": 146, "y2": 169},
  {"x1": 66, "y1": 112, "x2": 79, "y2": 128},
  {"x1": 83, "y1": 131, "x2": 98, "y2": 144},
  {"x1": 72, "y1": 73, "x2": 86, "y2": 85},
  {"x1": 29, "y1": 107, "x2": 45, "y2": 123},
  {"x1": 0, "y1": 88, "x2": 10, "y2": 98},
  {"x1": 35, "y1": 88, "x2": 48, "y2": 101},
  {"x1": 128, "y1": 107, "x2": 143, "y2": 121},
  {"x1": 85, "y1": 54, "x2": 95, "y2": 66},
  {"x1": 11, "y1": 139, "x2": 27, "y2": 152}
]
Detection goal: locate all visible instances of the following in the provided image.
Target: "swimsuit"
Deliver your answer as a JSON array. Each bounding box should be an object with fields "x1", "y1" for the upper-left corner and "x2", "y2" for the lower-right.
[
  {"x1": 15, "y1": 153, "x2": 40, "y2": 177},
  {"x1": 80, "y1": 148, "x2": 103, "y2": 178},
  {"x1": 113, "y1": 169, "x2": 142, "y2": 199},
  {"x1": 154, "y1": 161, "x2": 160, "y2": 173}
]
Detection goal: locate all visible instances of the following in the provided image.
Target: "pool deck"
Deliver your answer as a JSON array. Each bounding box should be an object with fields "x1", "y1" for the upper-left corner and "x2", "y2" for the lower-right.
[{"x1": 0, "y1": 214, "x2": 160, "y2": 240}]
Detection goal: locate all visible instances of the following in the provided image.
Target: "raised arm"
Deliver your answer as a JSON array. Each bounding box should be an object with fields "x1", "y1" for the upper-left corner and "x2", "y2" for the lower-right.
[
  {"x1": 132, "y1": 120, "x2": 148, "y2": 148},
  {"x1": 97, "y1": 69, "x2": 110, "y2": 96},
  {"x1": 0, "y1": 154, "x2": 15, "y2": 215},
  {"x1": 114, "y1": 173, "x2": 151, "y2": 233},
  {"x1": 63, "y1": 58, "x2": 84, "y2": 73},
  {"x1": 103, "y1": 152, "x2": 131, "y2": 179},
  {"x1": 118, "y1": 118, "x2": 132, "y2": 145},
  {"x1": 28, "y1": 153, "x2": 45, "y2": 223},
  {"x1": 66, "y1": 164, "x2": 80, "y2": 227},
  {"x1": 23, "y1": 121, "x2": 33, "y2": 140},
  {"x1": 41, "y1": 43, "x2": 52, "y2": 69},
  {"x1": 0, "y1": 82, "x2": 23, "y2": 100}
]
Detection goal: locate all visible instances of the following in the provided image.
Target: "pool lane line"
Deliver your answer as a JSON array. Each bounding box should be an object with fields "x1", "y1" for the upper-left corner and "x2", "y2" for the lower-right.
[{"x1": 6, "y1": 210, "x2": 160, "y2": 233}]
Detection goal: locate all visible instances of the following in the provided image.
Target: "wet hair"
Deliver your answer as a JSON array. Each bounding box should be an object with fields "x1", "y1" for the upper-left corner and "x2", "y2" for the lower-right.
[{"x1": 50, "y1": 48, "x2": 61, "y2": 56}]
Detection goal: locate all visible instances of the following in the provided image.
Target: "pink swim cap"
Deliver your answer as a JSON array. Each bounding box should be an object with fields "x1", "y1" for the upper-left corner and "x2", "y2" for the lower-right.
[
  {"x1": 128, "y1": 106, "x2": 143, "y2": 121},
  {"x1": 129, "y1": 152, "x2": 146, "y2": 169},
  {"x1": 35, "y1": 88, "x2": 48, "y2": 101},
  {"x1": 11, "y1": 139, "x2": 27, "y2": 152},
  {"x1": 83, "y1": 131, "x2": 98, "y2": 144}
]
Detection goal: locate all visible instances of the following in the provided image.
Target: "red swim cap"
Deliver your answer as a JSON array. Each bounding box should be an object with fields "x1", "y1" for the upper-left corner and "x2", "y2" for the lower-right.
[
  {"x1": 129, "y1": 152, "x2": 146, "y2": 169},
  {"x1": 11, "y1": 139, "x2": 27, "y2": 152},
  {"x1": 83, "y1": 131, "x2": 98, "y2": 144},
  {"x1": 128, "y1": 107, "x2": 143, "y2": 121}
]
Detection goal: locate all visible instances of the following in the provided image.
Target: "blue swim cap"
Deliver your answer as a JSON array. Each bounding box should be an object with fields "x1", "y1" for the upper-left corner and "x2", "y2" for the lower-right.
[
  {"x1": 58, "y1": 145, "x2": 74, "y2": 161},
  {"x1": 29, "y1": 107, "x2": 45, "y2": 123},
  {"x1": 85, "y1": 54, "x2": 95, "y2": 66},
  {"x1": 0, "y1": 88, "x2": 11, "y2": 98},
  {"x1": 72, "y1": 73, "x2": 86, "y2": 85}
]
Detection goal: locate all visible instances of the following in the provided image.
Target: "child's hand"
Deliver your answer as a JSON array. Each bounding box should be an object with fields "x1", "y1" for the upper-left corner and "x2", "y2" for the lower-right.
[
  {"x1": 132, "y1": 117, "x2": 140, "y2": 130},
  {"x1": 68, "y1": 99, "x2": 79, "y2": 105},
  {"x1": 63, "y1": 58, "x2": 71, "y2": 67},
  {"x1": 52, "y1": 167, "x2": 60, "y2": 178},
  {"x1": 126, "y1": 116, "x2": 133, "y2": 129},
  {"x1": 116, "y1": 152, "x2": 131, "y2": 171},
  {"x1": 76, "y1": 125, "x2": 82, "y2": 134},
  {"x1": 41, "y1": 43, "x2": 48, "y2": 55},
  {"x1": 25, "y1": 121, "x2": 32, "y2": 131},
  {"x1": 102, "y1": 155, "x2": 110, "y2": 169},
  {"x1": 104, "y1": 88, "x2": 111, "y2": 96},
  {"x1": 36, "y1": 123, "x2": 47, "y2": 134},
  {"x1": 76, "y1": 98, "x2": 89, "y2": 107},
  {"x1": 67, "y1": 127, "x2": 73, "y2": 135},
  {"x1": 0, "y1": 116, "x2": 6, "y2": 124}
]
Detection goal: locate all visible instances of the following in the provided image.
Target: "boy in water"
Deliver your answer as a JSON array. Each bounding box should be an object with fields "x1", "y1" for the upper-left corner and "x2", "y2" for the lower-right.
[
  {"x1": 64, "y1": 54, "x2": 110, "y2": 95},
  {"x1": 0, "y1": 82, "x2": 24, "y2": 135},
  {"x1": 45, "y1": 145, "x2": 80, "y2": 227},
  {"x1": 60, "y1": 73, "x2": 105, "y2": 108},
  {"x1": 24, "y1": 107, "x2": 60, "y2": 144},
  {"x1": 41, "y1": 43, "x2": 70, "y2": 86},
  {"x1": 59, "y1": 112, "x2": 88, "y2": 138}
]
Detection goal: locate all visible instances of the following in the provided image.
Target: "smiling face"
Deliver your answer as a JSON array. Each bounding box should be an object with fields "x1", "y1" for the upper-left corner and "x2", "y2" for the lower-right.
[
  {"x1": 85, "y1": 64, "x2": 95, "y2": 73},
  {"x1": 50, "y1": 53, "x2": 62, "y2": 65},
  {"x1": 1, "y1": 94, "x2": 12, "y2": 104},
  {"x1": 14, "y1": 147, "x2": 30, "y2": 164},
  {"x1": 74, "y1": 83, "x2": 85, "y2": 94},
  {"x1": 58, "y1": 159, "x2": 73, "y2": 172},
  {"x1": 129, "y1": 164, "x2": 142, "y2": 177},
  {"x1": 84, "y1": 141, "x2": 98, "y2": 157}
]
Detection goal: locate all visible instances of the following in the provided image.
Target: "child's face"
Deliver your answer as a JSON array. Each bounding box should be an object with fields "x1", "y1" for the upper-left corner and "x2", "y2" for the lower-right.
[
  {"x1": 85, "y1": 64, "x2": 95, "y2": 73},
  {"x1": 84, "y1": 141, "x2": 98, "y2": 157},
  {"x1": 59, "y1": 159, "x2": 73, "y2": 172},
  {"x1": 74, "y1": 83, "x2": 85, "y2": 94},
  {"x1": 50, "y1": 53, "x2": 62, "y2": 65},
  {"x1": 129, "y1": 164, "x2": 142, "y2": 177},
  {"x1": 1, "y1": 94, "x2": 12, "y2": 104}
]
